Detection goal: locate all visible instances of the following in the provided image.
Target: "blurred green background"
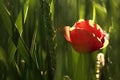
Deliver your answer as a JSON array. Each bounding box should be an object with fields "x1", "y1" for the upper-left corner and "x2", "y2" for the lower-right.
[{"x1": 0, "y1": 0, "x2": 120, "y2": 80}]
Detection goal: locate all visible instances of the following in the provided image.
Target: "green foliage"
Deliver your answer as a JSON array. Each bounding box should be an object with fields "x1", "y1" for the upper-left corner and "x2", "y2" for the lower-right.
[{"x1": 0, "y1": 0, "x2": 120, "y2": 80}]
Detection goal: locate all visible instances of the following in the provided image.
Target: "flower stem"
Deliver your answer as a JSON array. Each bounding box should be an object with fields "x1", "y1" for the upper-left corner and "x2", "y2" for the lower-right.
[{"x1": 93, "y1": 5, "x2": 96, "y2": 22}]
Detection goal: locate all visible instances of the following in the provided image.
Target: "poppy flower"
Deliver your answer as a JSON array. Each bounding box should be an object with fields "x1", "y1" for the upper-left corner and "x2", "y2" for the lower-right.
[{"x1": 64, "y1": 20, "x2": 109, "y2": 53}]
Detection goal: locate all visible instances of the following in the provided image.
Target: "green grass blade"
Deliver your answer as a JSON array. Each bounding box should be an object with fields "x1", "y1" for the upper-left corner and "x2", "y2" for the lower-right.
[
  {"x1": 15, "y1": 0, "x2": 29, "y2": 36},
  {"x1": 8, "y1": 38, "x2": 17, "y2": 63},
  {"x1": 0, "y1": 1, "x2": 13, "y2": 36},
  {"x1": 93, "y1": 2, "x2": 107, "y2": 20}
]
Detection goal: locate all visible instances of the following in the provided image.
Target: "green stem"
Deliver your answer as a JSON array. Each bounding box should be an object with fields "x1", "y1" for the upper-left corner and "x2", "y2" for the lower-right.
[{"x1": 93, "y1": 5, "x2": 96, "y2": 22}]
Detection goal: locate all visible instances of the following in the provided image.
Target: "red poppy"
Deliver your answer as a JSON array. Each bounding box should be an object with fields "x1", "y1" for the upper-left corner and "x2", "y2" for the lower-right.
[{"x1": 64, "y1": 20, "x2": 109, "y2": 53}]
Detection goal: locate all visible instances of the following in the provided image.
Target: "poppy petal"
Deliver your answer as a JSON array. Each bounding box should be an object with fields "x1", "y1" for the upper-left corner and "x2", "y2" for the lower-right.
[
  {"x1": 64, "y1": 26, "x2": 71, "y2": 42},
  {"x1": 70, "y1": 29, "x2": 103, "y2": 53}
]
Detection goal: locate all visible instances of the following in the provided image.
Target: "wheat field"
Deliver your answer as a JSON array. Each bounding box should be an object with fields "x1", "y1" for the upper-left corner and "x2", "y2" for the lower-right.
[{"x1": 0, "y1": 0, "x2": 120, "y2": 80}]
